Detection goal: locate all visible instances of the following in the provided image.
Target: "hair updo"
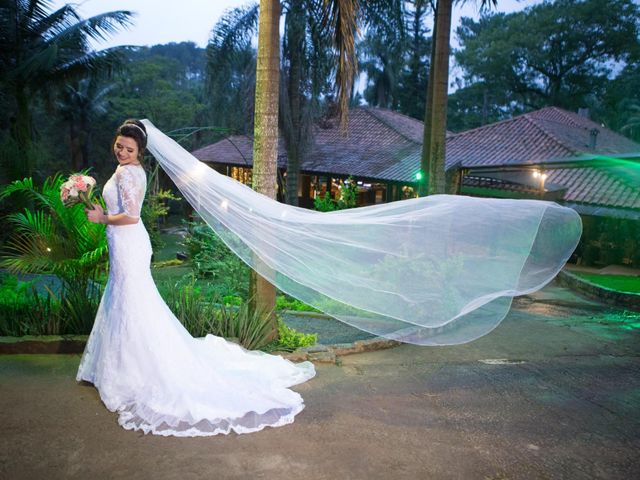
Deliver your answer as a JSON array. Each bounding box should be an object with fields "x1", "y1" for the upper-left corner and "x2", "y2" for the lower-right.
[{"x1": 112, "y1": 119, "x2": 147, "y2": 161}]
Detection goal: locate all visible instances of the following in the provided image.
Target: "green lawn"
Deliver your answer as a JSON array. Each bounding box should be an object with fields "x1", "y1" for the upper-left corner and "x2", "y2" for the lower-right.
[
  {"x1": 572, "y1": 272, "x2": 640, "y2": 294},
  {"x1": 154, "y1": 232, "x2": 185, "y2": 262}
]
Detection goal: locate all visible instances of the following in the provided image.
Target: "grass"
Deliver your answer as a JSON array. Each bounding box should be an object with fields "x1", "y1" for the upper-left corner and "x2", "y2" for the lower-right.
[{"x1": 572, "y1": 272, "x2": 640, "y2": 294}]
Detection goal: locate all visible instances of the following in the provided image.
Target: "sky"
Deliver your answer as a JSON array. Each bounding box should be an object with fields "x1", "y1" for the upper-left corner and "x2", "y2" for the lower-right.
[{"x1": 51, "y1": 0, "x2": 544, "y2": 50}]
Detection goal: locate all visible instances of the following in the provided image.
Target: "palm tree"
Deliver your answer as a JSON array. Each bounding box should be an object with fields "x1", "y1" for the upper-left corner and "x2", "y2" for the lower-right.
[
  {"x1": 56, "y1": 78, "x2": 115, "y2": 171},
  {"x1": 280, "y1": 0, "x2": 335, "y2": 205},
  {"x1": 205, "y1": 4, "x2": 260, "y2": 134},
  {"x1": 250, "y1": 0, "x2": 281, "y2": 338},
  {"x1": 419, "y1": 0, "x2": 497, "y2": 196},
  {"x1": 360, "y1": 26, "x2": 405, "y2": 109},
  {"x1": 247, "y1": 0, "x2": 403, "y2": 329},
  {"x1": 0, "y1": 0, "x2": 134, "y2": 177},
  {"x1": 206, "y1": 1, "x2": 334, "y2": 206}
]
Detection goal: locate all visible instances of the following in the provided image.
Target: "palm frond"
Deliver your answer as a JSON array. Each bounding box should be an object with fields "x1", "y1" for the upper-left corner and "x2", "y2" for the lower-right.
[
  {"x1": 5, "y1": 209, "x2": 53, "y2": 238},
  {"x1": 32, "y1": 4, "x2": 79, "y2": 38},
  {"x1": 48, "y1": 10, "x2": 135, "y2": 45},
  {"x1": 208, "y1": 4, "x2": 259, "y2": 53},
  {"x1": 51, "y1": 46, "x2": 131, "y2": 81},
  {"x1": 322, "y1": 0, "x2": 360, "y2": 130},
  {"x1": 0, "y1": 173, "x2": 64, "y2": 210},
  {"x1": 78, "y1": 245, "x2": 109, "y2": 267}
]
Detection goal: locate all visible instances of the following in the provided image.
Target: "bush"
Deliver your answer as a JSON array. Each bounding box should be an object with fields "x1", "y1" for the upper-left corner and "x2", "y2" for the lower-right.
[
  {"x1": 0, "y1": 273, "x2": 100, "y2": 336},
  {"x1": 183, "y1": 221, "x2": 249, "y2": 297},
  {"x1": 161, "y1": 278, "x2": 274, "y2": 350},
  {"x1": 314, "y1": 176, "x2": 358, "y2": 212},
  {"x1": 0, "y1": 174, "x2": 108, "y2": 330},
  {"x1": 160, "y1": 278, "x2": 317, "y2": 352},
  {"x1": 264, "y1": 320, "x2": 317, "y2": 352},
  {"x1": 142, "y1": 188, "x2": 181, "y2": 252}
]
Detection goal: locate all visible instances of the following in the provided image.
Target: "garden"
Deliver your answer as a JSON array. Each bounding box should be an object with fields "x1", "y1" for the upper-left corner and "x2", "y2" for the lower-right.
[{"x1": 0, "y1": 168, "x2": 323, "y2": 352}]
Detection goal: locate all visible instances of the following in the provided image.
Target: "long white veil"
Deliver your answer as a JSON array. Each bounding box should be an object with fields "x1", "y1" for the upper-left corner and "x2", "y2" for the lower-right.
[{"x1": 142, "y1": 119, "x2": 582, "y2": 346}]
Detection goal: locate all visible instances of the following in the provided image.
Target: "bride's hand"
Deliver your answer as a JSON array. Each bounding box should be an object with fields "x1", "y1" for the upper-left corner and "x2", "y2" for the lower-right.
[{"x1": 86, "y1": 204, "x2": 106, "y2": 224}]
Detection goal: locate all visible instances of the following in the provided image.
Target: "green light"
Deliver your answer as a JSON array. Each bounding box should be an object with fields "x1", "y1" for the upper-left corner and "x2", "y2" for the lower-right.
[{"x1": 415, "y1": 171, "x2": 423, "y2": 181}]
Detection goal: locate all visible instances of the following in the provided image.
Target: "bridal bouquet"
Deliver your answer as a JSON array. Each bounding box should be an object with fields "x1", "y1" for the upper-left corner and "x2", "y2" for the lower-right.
[{"x1": 61, "y1": 174, "x2": 96, "y2": 210}]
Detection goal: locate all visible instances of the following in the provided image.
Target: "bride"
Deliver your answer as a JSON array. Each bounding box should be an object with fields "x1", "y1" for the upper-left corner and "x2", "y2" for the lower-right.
[
  {"x1": 78, "y1": 117, "x2": 581, "y2": 437},
  {"x1": 78, "y1": 119, "x2": 316, "y2": 437}
]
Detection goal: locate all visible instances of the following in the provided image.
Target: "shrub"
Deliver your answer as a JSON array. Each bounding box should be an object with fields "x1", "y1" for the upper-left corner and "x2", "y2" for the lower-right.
[
  {"x1": 183, "y1": 221, "x2": 249, "y2": 297},
  {"x1": 314, "y1": 176, "x2": 358, "y2": 212},
  {"x1": 0, "y1": 273, "x2": 99, "y2": 335},
  {"x1": 161, "y1": 278, "x2": 275, "y2": 351},
  {"x1": 0, "y1": 175, "x2": 108, "y2": 331},
  {"x1": 264, "y1": 320, "x2": 317, "y2": 352}
]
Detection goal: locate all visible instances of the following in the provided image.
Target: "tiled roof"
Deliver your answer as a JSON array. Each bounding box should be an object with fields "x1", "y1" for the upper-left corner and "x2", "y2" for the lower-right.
[
  {"x1": 546, "y1": 167, "x2": 640, "y2": 209},
  {"x1": 304, "y1": 108, "x2": 422, "y2": 178},
  {"x1": 192, "y1": 135, "x2": 288, "y2": 168},
  {"x1": 194, "y1": 107, "x2": 426, "y2": 180},
  {"x1": 192, "y1": 106, "x2": 640, "y2": 213},
  {"x1": 528, "y1": 108, "x2": 640, "y2": 155}
]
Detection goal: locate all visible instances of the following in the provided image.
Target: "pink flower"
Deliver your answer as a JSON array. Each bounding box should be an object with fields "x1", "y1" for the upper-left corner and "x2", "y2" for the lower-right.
[{"x1": 74, "y1": 178, "x2": 87, "y2": 190}]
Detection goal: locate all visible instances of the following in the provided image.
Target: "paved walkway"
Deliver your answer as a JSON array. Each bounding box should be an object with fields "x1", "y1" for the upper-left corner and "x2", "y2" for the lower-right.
[{"x1": 1, "y1": 284, "x2": 638, "y2": 480}]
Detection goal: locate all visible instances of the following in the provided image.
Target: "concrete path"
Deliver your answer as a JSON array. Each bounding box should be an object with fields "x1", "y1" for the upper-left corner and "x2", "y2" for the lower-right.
[{"x1": 1, "y1": 284, "x2": 638, "y2": 480}]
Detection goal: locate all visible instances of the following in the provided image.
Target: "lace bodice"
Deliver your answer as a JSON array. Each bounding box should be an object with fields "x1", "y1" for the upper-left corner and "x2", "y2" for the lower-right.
[{"x1": 103, "y1": 164, "x2": 146, "y2": 218}]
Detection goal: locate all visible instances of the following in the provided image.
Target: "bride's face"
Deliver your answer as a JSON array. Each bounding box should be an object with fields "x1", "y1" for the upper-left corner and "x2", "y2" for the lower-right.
[{"x1": 114, "y1": 135, "x2": 140, "y2": 165}]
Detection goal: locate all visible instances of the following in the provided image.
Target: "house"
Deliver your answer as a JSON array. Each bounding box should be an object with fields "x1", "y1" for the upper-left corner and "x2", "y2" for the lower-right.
[{"x1": 192, "y1": 106, "x2": 640, "y2": 219}]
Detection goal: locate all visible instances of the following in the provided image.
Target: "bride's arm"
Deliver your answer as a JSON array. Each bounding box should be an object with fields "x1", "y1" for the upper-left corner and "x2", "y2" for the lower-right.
[{"x1": 86, "y1": 205, "x2": 139, "y2": 225}]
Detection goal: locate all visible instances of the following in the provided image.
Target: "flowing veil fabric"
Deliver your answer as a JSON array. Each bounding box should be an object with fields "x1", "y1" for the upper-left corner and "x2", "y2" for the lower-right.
[{"x1": 142, "y1": 119, "x2": 582, "y2": 346}]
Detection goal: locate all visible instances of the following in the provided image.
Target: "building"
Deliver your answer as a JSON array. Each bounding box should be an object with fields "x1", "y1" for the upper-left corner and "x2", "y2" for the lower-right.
[{"x1": 193, "y1": 106, "x2": 640, "y2": 220}]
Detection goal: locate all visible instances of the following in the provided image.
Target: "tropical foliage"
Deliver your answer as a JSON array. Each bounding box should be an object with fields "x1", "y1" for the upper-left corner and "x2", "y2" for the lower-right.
[
  {"x1": 183, "y1": 222, "x2": 250, "y2": 298},
  {"x1": 0, "y1": 174, "x2": 108, "y2": 332},
  {"x1": 160, "y1": 276, "x2": 315, "y2": 351},
  {"x1": 314, "y1": 177, "x2": 358, "y2": 212},
  {"x1": 0, "y1": 0, "x2": 134, "y2": 178}
]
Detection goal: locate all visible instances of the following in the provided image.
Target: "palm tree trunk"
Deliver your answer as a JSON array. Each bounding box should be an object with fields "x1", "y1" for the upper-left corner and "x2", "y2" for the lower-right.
[
  {"x1": 419, "y1": 1, "x2": 438, "y2": 197},
  {"x1": 285, "y1": 3, "x2": 304, "y2": 206},
  {"x1": 420, "y1": 0, "x2": 452, "y2": 196},
  {"x1": 249, "y1": 0, "x2": 280, "y2": 339}
]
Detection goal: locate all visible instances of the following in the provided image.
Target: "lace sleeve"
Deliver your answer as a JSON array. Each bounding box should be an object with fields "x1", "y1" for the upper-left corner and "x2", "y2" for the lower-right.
[{"x1": 115, "y1": 166, "x2": 143, "y2": 218}]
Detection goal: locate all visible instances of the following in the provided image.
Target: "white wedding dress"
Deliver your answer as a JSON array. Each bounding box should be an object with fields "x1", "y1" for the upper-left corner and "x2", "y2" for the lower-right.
[{"x1": 76, "y1": 163, "x2": 316, "y2": 437}]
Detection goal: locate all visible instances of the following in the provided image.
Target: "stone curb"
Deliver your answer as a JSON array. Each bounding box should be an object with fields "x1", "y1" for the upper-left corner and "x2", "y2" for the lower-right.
[
  {"x1": 0, "y1": 335, "x2": 402, "y2": 363},
  {"x1": 277, "y1": 337, "x2": 403, "y2": 364},
  {"x1": 0, "y1": 335, "x2": 89, "y2": 354},
  {"x1": 556, "y1": 270, "x2": 640, "y2": 311}
]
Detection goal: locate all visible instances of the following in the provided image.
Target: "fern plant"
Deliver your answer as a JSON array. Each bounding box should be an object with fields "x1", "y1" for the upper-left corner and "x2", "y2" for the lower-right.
[{"x1": 0, "y1": 174, "x2": 109, "y2": 333}]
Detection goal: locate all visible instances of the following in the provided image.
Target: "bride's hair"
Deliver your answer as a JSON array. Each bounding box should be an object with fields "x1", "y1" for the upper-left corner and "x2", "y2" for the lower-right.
[{"x1": 113, "y1": 119, "x2": 148, "y2": 161}]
